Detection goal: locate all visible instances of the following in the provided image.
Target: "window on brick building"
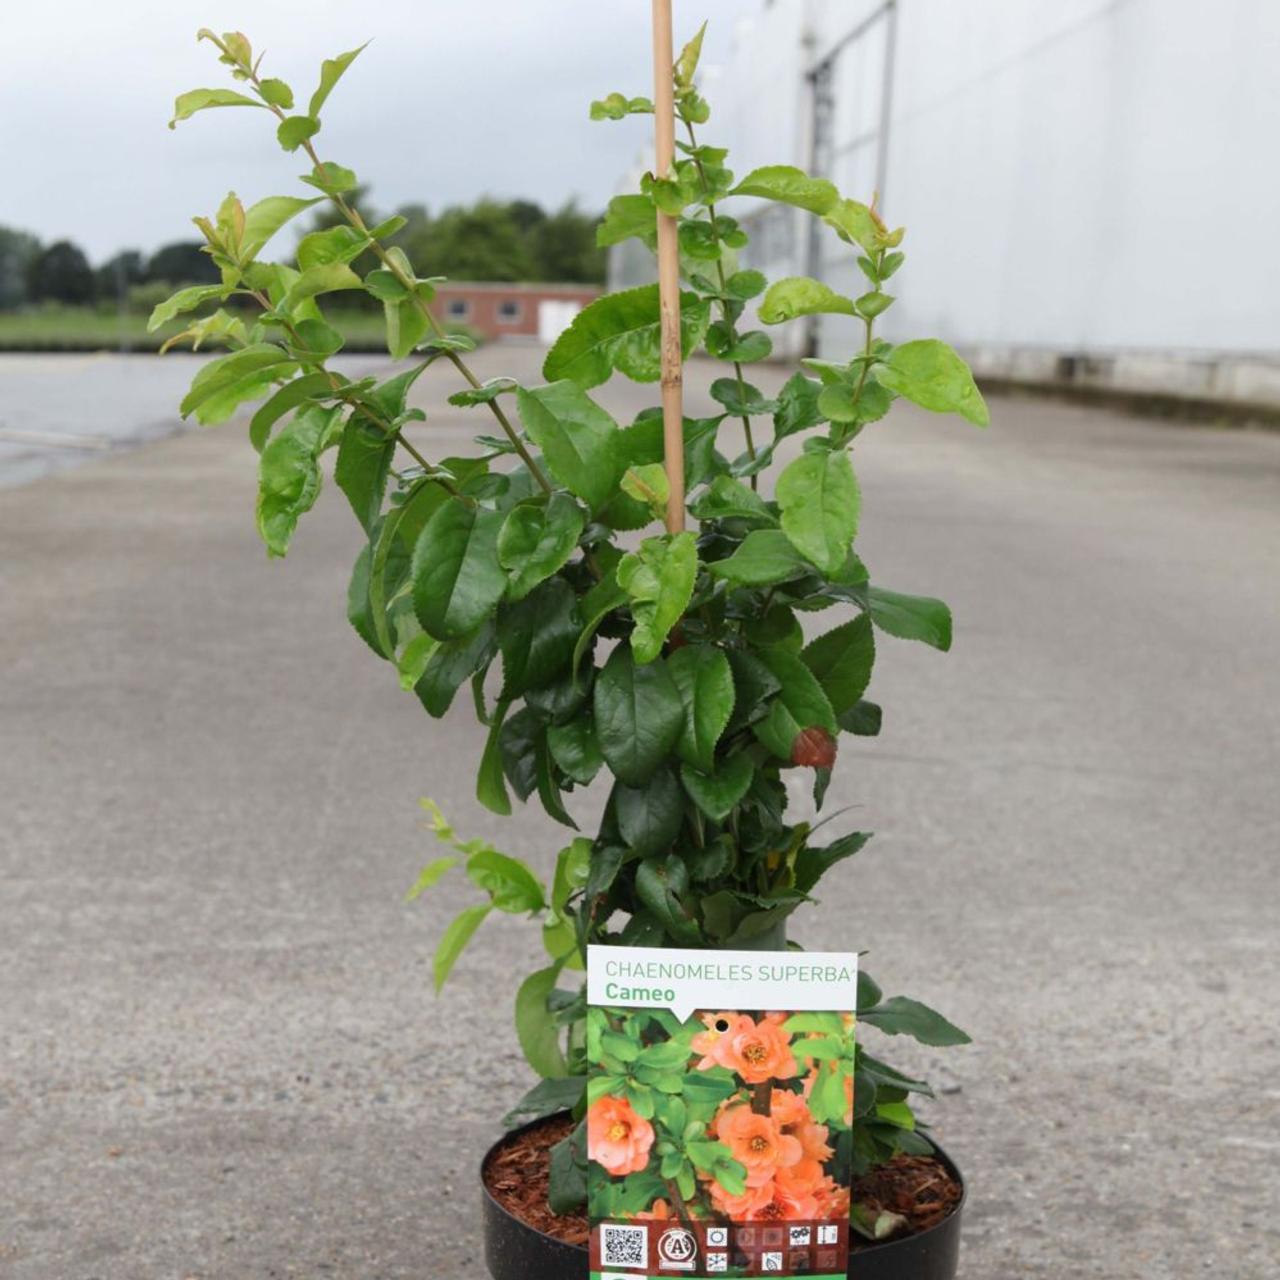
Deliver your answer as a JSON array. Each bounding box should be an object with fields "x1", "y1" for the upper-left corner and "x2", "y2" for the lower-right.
[
  {"x1": 445, "y1": 298, "x2": 470, "y2": 320},
  {"x1": 497, "y1": 299, "x2": 523, "y2": 324}
]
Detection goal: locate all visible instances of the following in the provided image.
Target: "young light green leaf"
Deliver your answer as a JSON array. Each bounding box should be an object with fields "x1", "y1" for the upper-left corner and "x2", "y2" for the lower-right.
[
  {"x1": 597, "y1": 195, "x2": 658, "y2": 250},
  {"x1": 180, "y1": 343, "x2": 295, "y2": 421},
  {"x1": 776, "y1": 449, "x2": 860, "y2": 574},
  {"x1": 730, "y1": 165, "x2": 838, "y2": 214},
  {"x1": 296, "y1": 224, "x2": 369, "y2": 270},
  {"x1": 759, "y1": 277, "x2": 857, "y2": 325},
  {"x1": 876, "y1": 339, "x2": 990, "y2": 426},
  {"x1": 147, "y1": 283, "x2": 227, "y2": 333},
  {"x1": 169, "y1": 87, "x2": 267, "y2": 129},
  {"x1": 412, "y1": 501, "x2": 507, "y2": 640},
  {"x1": 824, "y1": 198, "x2": 883, "y2": 253},
  {"x1": 675, "y1": 21, "x2": 707, "y2": 88},
  {"x1": 309, "y1": 43, "x2": 369, "y2": 118},
  {"x1": 241, "y1": 195, "x2": 322, "y2": 259},
  {"x1": 617, "y1": 532, "x2": 698, "y2": 664},
  {"x1": 433, "y1": 903, "x2": 492, "y2": 991},
  {"x1": 277, "y1": 114, "x2": 321, "y2": 152},
  {"x1": 282, "y1": 261, "x2": 362, "y2": 312}
]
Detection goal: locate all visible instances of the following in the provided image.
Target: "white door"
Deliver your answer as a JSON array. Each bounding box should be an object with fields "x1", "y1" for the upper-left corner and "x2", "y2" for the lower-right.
[{"x1": 537, "y1": 300, "x2": 581, "y2": 344}]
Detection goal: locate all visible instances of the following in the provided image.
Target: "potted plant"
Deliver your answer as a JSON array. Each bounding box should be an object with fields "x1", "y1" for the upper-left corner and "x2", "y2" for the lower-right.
[{"x1": 163, "y1": 17, "x2": 986, "y2": 1279}]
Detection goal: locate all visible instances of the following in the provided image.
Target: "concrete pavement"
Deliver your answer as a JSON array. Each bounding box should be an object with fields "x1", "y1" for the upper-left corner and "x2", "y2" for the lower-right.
[{"x1": 2, "y1": 343, "x2": 1278, "y2": 1278}]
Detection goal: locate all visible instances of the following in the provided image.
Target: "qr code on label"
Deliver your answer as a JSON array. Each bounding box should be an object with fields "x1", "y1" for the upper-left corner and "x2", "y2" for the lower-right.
[{"x1": 601, "y1": 1222, "x2": 648, "y2": 1268}]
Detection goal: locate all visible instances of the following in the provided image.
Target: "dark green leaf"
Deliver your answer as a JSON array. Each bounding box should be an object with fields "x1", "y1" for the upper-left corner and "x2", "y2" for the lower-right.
[
  {"x1": 498, "y1": 576, "x2": 579, "y2": 697},
  {"x1": 497, "y1": 493, "x2": 585, "y2": 600},
  {"x1": 680, "y1": 755, "x2": 754, "y2": 822},
  {"x1": 707, "y1": 529, "x2": 810, "y2": 587},
  {"x1": 334, "y1": 416, "x2": 393, "y2": 534},
  {"x1": 666, "y1": 644, "x2": 734, "y2": 772},
  {"x1": 515, "y1": 382, "x2": 622, "y2": 512},
  {"x1": 860, "y1": 996, "x2": 971, "y2": 1047},
  {"x1": 615, "y1": 769, "x2": 684, "y2": 857},
  {"x1": 502, "y1": 1076, "x2": 585, "y2": 1129},
  {"x1": 867, "y1": 587, "x2": 952, "y2": 651},
  {"x1": 414, "y1": 622, "x2": 496, "y2": 718},
  {"x1": 801, "y1": 613, "x2": 875, "y2": 714},
  {"x1": 412, "y1": 501, "x2": 507, "y2": 640},
  {"x1": 248, "y1": 371, "x2": 336, "y2": 453},
  {"x1": 592, "y1": 645, "x2": 683, "y2": 786}
]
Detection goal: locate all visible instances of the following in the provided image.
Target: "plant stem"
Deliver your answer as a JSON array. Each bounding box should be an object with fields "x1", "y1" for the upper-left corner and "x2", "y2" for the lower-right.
[{"x1": 683, "y1": 120, "x2": 759, "y2": 488}]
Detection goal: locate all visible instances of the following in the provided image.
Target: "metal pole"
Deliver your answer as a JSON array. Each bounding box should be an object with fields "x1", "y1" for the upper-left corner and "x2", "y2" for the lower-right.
[{"x1": 874, "y1": 0, "x2": 899, "y2": 207}]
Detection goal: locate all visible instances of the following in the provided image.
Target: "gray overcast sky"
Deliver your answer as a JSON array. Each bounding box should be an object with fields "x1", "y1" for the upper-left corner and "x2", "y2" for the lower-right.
[{"x1": 2, "y1": 0, "x2": 756, "y2": 263}]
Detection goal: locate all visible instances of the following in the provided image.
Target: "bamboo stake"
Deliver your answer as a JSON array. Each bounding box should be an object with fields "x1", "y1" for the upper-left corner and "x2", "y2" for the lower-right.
[{"x1": 651, "y1": 0, "x2": 685, "y2": 534}]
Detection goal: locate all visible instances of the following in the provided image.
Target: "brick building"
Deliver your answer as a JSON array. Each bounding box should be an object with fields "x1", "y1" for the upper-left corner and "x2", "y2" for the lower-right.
[{"x1": 430, "y1": 282, "x2": 601, "y2": 343}]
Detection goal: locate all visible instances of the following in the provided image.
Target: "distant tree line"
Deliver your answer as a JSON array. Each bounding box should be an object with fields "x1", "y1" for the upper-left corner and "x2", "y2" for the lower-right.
[{"x1": 0, "y1": 196, "x2": 604, "y2": 311}]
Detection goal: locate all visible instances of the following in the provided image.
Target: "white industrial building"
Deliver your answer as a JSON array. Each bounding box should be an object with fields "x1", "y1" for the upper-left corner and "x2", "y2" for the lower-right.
[{"x1": 613, "y1": 0, "x2": 1280, "y2": 412}]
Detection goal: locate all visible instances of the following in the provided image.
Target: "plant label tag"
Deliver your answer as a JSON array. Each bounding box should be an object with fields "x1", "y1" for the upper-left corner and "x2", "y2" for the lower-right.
[{"x1": 586, "y1": 945, "x2": 858, "y2": 1279}]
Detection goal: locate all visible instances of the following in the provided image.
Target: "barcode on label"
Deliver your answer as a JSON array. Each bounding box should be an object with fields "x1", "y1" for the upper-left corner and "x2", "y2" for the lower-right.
[{"x1": 601, "y1": 1222, "x2": 648, "y2": 1269}]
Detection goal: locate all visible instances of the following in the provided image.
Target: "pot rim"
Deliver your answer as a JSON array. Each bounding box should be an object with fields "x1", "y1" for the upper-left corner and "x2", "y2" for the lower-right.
[{"x1": 481, "y1": 1111, "x2": 967, "y2": 1257}]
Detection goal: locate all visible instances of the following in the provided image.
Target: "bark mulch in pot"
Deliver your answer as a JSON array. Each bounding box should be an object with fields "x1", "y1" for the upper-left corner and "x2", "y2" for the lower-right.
[{"x1": 482, "y1": 1113, "x2": 961, "y2": 1248}]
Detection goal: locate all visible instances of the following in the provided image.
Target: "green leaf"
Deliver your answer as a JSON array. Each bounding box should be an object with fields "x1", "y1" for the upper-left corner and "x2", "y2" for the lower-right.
[
  {"x1": 404, "y1": 854, "x2": 458, "y2": 902},
  {"x1": 675, "y1": 21, "x2": 707, "y2": 88},
  {"x1": 147, "y1": 283, "x2": 227, "y2": 333},
  {"x1": 801, "y1": 613, "x2": 875, "y2": 715},
  {"x1": 180, "y1": 343, "x2": 295, "y2": 423},
  {"x1": 498, "y1": 576, "x2": 579, "y2": 697},
  {"x1": 256, "y1": 405, "x2": 342, "y2": 557},
  {"x1": 248, "y1": 372, "x2": 336, "y2": 453},
  {"x1": 838, "y1": 699, "x2": 882, "y2": 736},
  {"x1": 515, "y1": 964, "x2": 568, "y2": 1078},
  {"x1": 774, "y1": 372, "x2": 824, "y2": 439},
  {"x1": 666, "y1": 645, "x2": 734, "y2": 772},
  {"x1": 680, "y1": 755, "x2": 753, "y2": 822},
  {"x1": 542, "y1": 284, "x2": 710, "y2": 391},
  {"x1": 241, "y1": 195, "x2": 322, "y2": 259},
  {"x1": 752, "y1": 648, "x2": 837, "y2": 760},
  {"x1": 794, "y1": 830, "x2": 872, "y2": 894},
  {"x1": 824, "y1": 198, "x2": 883, "y2": 254},
  {"x1": 615, "y1": 768, "x2": 684, "y2": 858},
  {"x1": 497, "y1": 494, "x2": 585, "y2": 601},
  {"x1": 476, "y1": 698, "x2": 513, "y2": 816},
  {"x1": 597, "y1": 194, "x2": 658, "y2": 250},
  {"x1": 877, "y1": 338, "x2": 990, "y2": 426},
  {"x1": 514, "y1": 382, "x2": 622, "y2": 512},
  {"x1": 724, "y1": 269, "x2": 767, "y2": 300},
  {"x1": 759, "y1": 277, "x2": 857, "y2": 324},
  {"x1": 547, "y1": 1122, "x2": 588, "y2": 1214},
  {"x1": 617, "y1": 532, "x2": 697, "y2": 664},
  {"x1": 689, "y1": 474, "x2": 774, "y2": 524},
  {"x1": 169, "y1": 87, "x2": 267, "y2": 128},
  {"x1": 635, "y1": 855, "x2": 701, "y2": 944},
  {"x1": 547, "y1": 717, "x2": 604, "y2": 786},
  {"x1": 589, "y1": 92, "x2": 654, "y2": 120},
  {"x1": 412, "y1": 501, "x2": 507, "y2": 640},
  {"x1": 257, "y1": 77, "x2": 294, "y2": 109},
  {"x1": 283, "y1": 261, "x2": 362, "y2": 312},
  {"x1": 433, "y1": 903, "x2": 492, "y2": 991},
  {"x1": 296, "y1": 224, "x2": 369, "y2": 270},
  {"x1": 416, "y1": 622, "x2": 496, "y2": 718},
  {"x1": 860, "y1": 996, "x2": 971, "y2": 1046},
  {"x1": 309, "y1": 43, "x2": 368, "y2": 118},
  {"x1": 776, "y1": 449, "x2": 860, "y2": 575},
  {"x1": 383, "y1": 294, "x2": 429, "y2": 360},
  {"x1": 707, "y1": 529, "x2": 810, "y2": 586},
  {"x1": 502, "y1": 1076, "x2": 585, "y2": 1129},
  {"x1": 592, "y1": 645, "x2": 684, "y2": 786},
  {"x1": 730, "y1": 165, "x2": 838, "y2": 214},
  {"x1": 334, "y1": 417, "x2": 393, "y2": 534},
  {"x1": 300, "y1": 161, "x2": 358, "y2": 195},
  {"x1": 619, "y1": 462, "x2": 670, "y2": 514},
  {"x1": 467, "y1": 848, "x2": 545, "y2": 913},
  {"x1": 868, "y1": 587, "x2": 952, "y2": 651},
  {"x1": 277, "y1": 114, "x2": 321, "y2": 152}
]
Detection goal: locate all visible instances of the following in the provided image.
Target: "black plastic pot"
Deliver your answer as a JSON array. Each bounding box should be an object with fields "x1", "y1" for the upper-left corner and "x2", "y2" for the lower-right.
[{"x1": 482, "y1": 1115, "x2": 965, "y2": 1280}]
